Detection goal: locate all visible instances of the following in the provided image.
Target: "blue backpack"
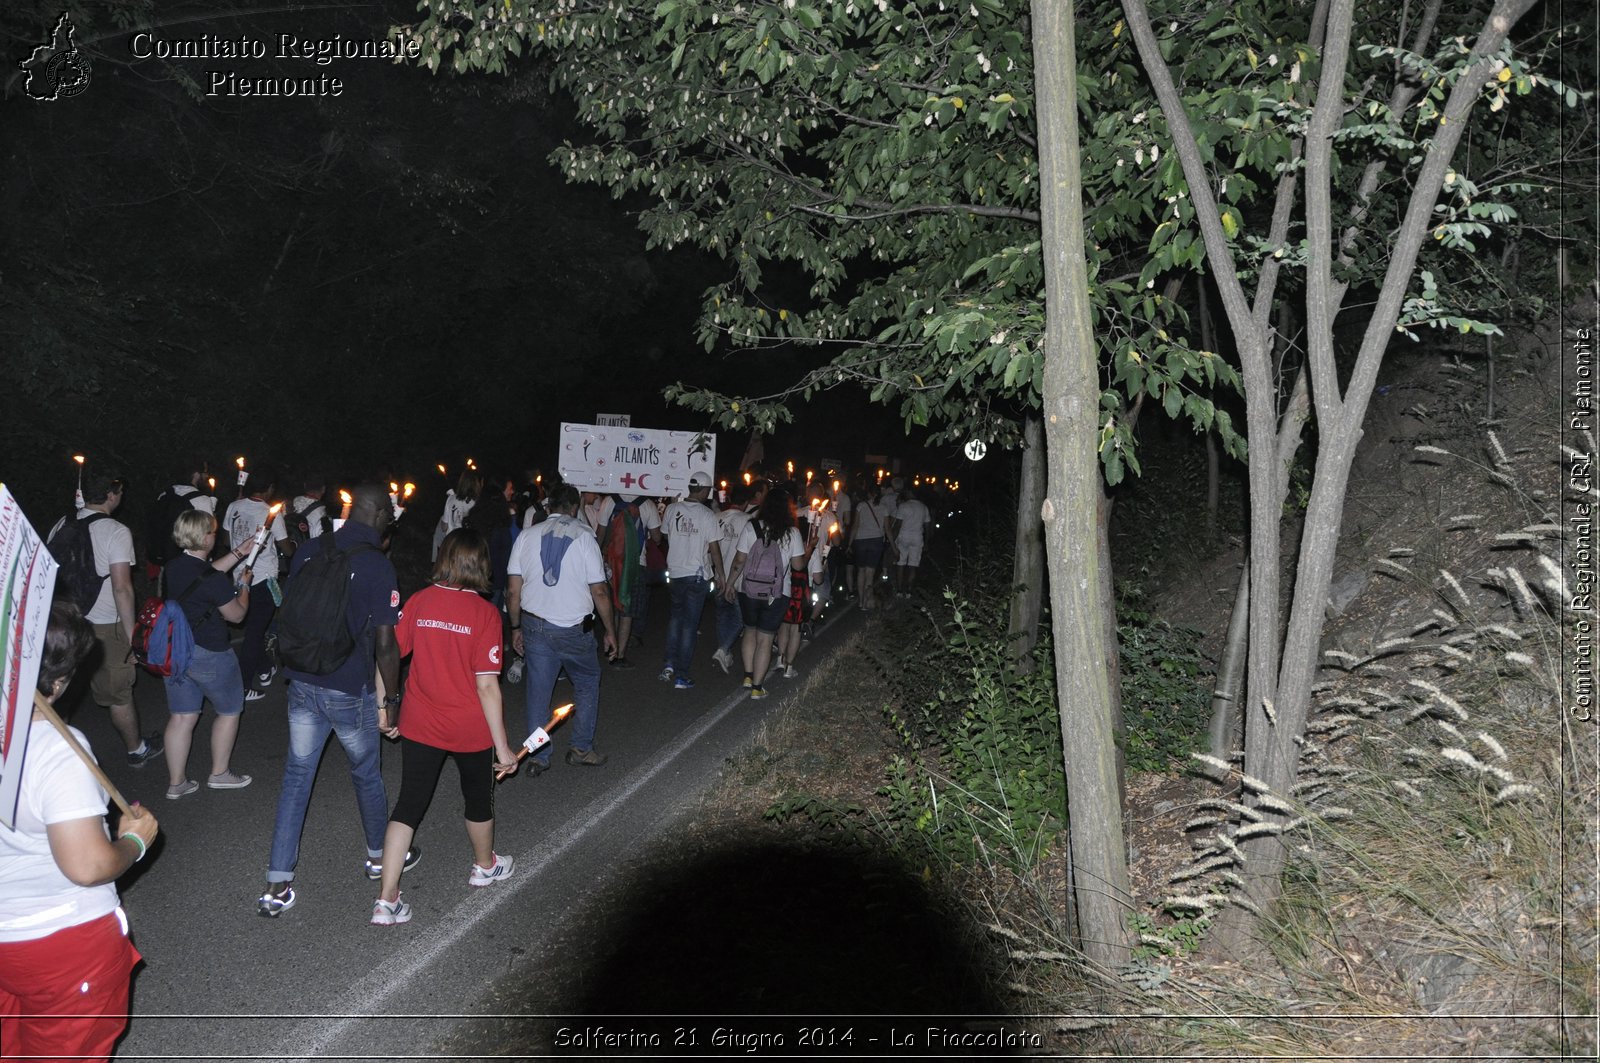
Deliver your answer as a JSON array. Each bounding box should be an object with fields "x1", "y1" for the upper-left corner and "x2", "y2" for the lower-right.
[{"x1": 132, "y1": 575, "x2": 207, "y2": 678}]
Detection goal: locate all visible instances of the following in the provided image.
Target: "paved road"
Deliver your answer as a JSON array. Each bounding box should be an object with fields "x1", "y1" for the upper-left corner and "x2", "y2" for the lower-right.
[{"x1": 58, "y1": 596, "x2": 859, "y2": 1061}]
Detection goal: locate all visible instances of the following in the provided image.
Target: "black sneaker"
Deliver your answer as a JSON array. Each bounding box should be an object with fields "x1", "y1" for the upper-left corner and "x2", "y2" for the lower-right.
[
  {"x1": 364, "y1": 844, "x2": 422, "y2": 881},
  {"x1": 126, "y1": 733, "x2": 164, "y2": 767}
]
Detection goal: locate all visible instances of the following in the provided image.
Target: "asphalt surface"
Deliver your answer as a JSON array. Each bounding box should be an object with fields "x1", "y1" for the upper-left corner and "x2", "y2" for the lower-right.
[{"x1": 56, "y1": 594, "x2": 860, "y2": 1061}]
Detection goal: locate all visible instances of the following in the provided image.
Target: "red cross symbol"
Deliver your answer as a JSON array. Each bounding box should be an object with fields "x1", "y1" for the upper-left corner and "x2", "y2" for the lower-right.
[{"x1": 618, "y1": 473, "x2": 638, "y2": 488}]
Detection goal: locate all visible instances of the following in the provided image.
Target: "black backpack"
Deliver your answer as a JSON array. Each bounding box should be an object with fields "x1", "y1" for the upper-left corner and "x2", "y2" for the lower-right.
[
  {"x1": 275, "y1": 540, "x2": 377, "y2": 675},
  {"x1": 145, "y1": 487, "x2": 200, "y2": 566},
  {"x1": 284, "y1": 500, "x2": 330, "y2": 548},
  {"x1": 48, "y1": 512, "x2": 109, "y2": 613}
]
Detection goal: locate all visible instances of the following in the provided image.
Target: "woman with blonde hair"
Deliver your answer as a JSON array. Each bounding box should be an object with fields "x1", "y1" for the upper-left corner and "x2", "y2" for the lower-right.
[
  {"x1": 161, "y1": 509, "x2": 254, "y2": 799},
  {"x1": 372, "y1": 528, "x2": 519, "y2": 925}
]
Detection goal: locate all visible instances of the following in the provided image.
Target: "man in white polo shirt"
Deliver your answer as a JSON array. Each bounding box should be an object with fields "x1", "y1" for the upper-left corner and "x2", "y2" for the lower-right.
[
  {"x1": 505, "y1": 484, "x2": 616, "y2": 775},
  {"x1": 658, "y1": 472, "x2": 723, "y2": 691}
]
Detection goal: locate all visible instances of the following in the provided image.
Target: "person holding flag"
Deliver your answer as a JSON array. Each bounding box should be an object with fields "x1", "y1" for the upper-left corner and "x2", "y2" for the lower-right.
[{"x1": 0, "y1": 602, "x2": 160, "y2": 1061}]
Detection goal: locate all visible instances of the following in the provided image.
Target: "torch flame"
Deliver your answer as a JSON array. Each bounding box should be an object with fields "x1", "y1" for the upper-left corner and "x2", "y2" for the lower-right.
[
  {"x1": 268, "y1": 502, "x2": 283, "y2": 515},
  {"x1": 437, "y1": 463, "x2": 447, "y2": 476},
  {"x1": 72, "y1": 454, "x2": 85, "y2": 465},
  {"x1": 829, "y1": 522, "x2": 839, "y2": 536},
  {"x1": 403, "y1": 482, "x2": 415, "y2": 500},
  {"x1": 742, "y1": 471, "x2": 752, "y2": 485},
  {"x1": 236, "y1": 456, "x2": 246, "y2": 469},
  {"x1": 547, "y1": 703, "x2": 575, "y2": 728},
  {"x1": 389, "y1": 481, "x2": 399, "y2": 494},
  {"x1": 339, "y1": 490, "x2": 353, "y2": 505},
  {"x1": 207, "y1": 477, "x2": 216, "y2": 491}
]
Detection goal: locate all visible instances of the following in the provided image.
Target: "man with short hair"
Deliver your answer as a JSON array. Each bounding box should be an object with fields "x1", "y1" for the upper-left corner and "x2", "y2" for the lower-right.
[
  {"x1": 287, "y1": 474, "x2": 330, "y2": 545},
  {"x1": 889, "y1": 487, "x2": 933, "y2": 597},
  {"x1": 222, "y1": 466, "x2": 288, "y2": 700},
  {"x1": 48, "y1": 475, "x2": 161, "y2": 766},
  {"x1": 257, "y1": 485, "x2": 407, "y2": 917},
  {"x1": 658, "y1": 472, "x2": 723, "y2": 690},
  {"x1": 144, "y1": 462, "x2": 215, "y2": 582},
  {"x1": 506, "y1": 484, "x2": 616, "y2": 774}
]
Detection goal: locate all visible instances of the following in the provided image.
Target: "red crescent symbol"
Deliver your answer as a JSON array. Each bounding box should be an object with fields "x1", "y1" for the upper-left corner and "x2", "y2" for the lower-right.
[{"x1": 637, "y1": 473, "x2": 651, "y2": 490}]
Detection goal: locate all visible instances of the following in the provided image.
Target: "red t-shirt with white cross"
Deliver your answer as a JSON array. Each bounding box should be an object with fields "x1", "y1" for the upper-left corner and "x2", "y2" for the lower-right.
[{"x1": 396, "y1": 584, "x2": 503, "y2": 752}]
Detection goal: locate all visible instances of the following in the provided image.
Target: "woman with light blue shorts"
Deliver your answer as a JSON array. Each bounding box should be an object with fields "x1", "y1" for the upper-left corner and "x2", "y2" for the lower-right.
[{"x1": 160, "y1": 510, "x2": 255, "y2": 799}]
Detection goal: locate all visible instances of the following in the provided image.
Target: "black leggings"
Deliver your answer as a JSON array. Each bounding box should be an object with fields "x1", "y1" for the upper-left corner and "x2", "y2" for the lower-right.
[{"x1": 389, "y1": 738, "x2": 495, "y2": 828}]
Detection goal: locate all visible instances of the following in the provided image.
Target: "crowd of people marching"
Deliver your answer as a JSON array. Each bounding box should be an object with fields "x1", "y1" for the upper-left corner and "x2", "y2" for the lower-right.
[{"x1": 0, "y1": 456, "x2": 939, "y2": 1059}]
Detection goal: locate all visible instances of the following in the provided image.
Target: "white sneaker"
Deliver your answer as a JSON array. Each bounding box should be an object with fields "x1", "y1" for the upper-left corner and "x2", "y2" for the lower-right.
[
  {"x1": 371, "y1": 895, "x2": 412, "y2": 925},
  {"x1": 784, "y1": 665, "x2": 799, "y2": 679},
  {"x1": 468, "y1": 852, "x2": 515, "y2": 887},
  {"x1": 712, "y1": 648, "x2": 733, "y2": 674}
]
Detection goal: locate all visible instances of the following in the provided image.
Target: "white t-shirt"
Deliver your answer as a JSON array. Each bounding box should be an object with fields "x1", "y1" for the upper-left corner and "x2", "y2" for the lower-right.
[
  {"x1": 223, "y1": 497, "x2": 288, "y2": 584},
  {"x1": 507, "y1": 513, "x2": 607, "y2": 628},
  {"x1": 661, "y1": 498, "x2": 719, "y2": 579},
  {"x1": 716, "y1": 508, "x2": 751, "y2": 581},
  {"x1": 893, "y1": 498, "x2": 932, "y2": 544},
  {"x1": 0, "y1": 723, "x2": 119, "y2": 942},
  {"x1": 49, "y1": 510, "x2": 135, "y2": 625},
  {"x1": 851, "y1": 499, "x2": 889, "y2": 542},
  {"x1": 636, "y1": 499, "x2": 662, "y2": 566}
]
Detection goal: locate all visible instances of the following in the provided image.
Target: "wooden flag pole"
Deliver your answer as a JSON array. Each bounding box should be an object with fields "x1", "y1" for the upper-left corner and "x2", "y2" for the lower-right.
[{"x1": 30, "y1": 690, "x2": 139, "y2": 819}]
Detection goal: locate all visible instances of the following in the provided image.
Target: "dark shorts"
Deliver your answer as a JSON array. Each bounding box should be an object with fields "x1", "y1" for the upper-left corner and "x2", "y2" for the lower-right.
[
  {"x1": 738, "y1": 591, "x2": 788, "y2": 634},
  {"x1": 852, "y1": 537, "x2": 887, "y2": 569}
]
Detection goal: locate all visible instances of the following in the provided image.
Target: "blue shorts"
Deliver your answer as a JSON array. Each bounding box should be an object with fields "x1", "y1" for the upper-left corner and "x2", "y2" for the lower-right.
[
  {"x1": 738, "y1": 591, "x2": 789, "y2": 634},
  {"x1": 164, "y1": 644, "x2": 246, "y2": 716}
]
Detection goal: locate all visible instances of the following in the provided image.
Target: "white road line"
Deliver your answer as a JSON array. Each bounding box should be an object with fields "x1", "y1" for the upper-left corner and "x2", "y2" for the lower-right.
[{"x1": 282, "y1": 604, "x2": 852, "y2": 1060}]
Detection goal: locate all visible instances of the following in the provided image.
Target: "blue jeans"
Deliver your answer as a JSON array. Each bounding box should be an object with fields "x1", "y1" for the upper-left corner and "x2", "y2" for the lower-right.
[
  {"x1": 714, "y1": 593, "x2": 744, "y2": 654},
  {"x1": 266, "y1": 681, "x2": 389, "y2": 883},
  {"x1": 663, "y1": 575, "x2": 710, "y2": 679},
  {"x1": 522, "y1": 614, "x2": 601, "y2": 766}
]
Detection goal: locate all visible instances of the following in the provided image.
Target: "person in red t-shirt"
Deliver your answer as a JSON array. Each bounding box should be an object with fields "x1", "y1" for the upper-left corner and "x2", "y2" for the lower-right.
[{"x1": 371, "y1": 529, "x2": 519, "y2": 925}]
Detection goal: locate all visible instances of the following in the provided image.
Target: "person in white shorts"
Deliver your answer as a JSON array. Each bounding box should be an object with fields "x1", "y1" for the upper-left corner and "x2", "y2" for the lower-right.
[{"x1": 889, "y1": 489, "x2": 932, "y2": 598}]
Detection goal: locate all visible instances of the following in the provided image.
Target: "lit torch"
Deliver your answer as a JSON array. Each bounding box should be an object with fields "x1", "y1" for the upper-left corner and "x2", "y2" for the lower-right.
[
  {"x1": 235, "y1": 456, "x2": 249, "y2": 498},
  {"x1": 207, "y1": 476, "x2": 216, "y2": 494},
  {"x1": 72, "y1": 454, "x2": 85, "y2": 509},
  {"x1": 497, "y1": 703, "x2": 575, "y2": 779},
  {"x1": 339, "y1": 489, "x2": 353, "y2": 522},
  {"x1": 437, "y1": 463, "x2": 448, "y2": 478},
  {"x1": 243, "y1": 503, "x2": 284, "y2": 569}
]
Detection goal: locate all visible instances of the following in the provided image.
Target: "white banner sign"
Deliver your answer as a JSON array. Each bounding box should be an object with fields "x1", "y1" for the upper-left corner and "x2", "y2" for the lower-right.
[
  {"x1": 0, "y1": 484, "x2": 60, "y2": 829},
  {"x1": 595, "y1": 413, "x2": 631, "y2": 427},
  {"x1": 558, "y1": 424, "x2": 716, "y2": 498}
]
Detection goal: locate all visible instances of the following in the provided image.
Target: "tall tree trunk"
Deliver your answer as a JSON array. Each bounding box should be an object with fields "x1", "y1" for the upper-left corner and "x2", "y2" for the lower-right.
[
  {"x1": 1125, "y1": 0, "x2": 1539, "y2": 941},
  {"x1": 1198, "y1": 284, "x2": 1221, "y2": 544},
  {"x1": 1033, "y1": 0, "x2": 1131, "y2": 971},
  {"x1": 1008, "y1": 415, "x2": 1047, "y2": 673}
]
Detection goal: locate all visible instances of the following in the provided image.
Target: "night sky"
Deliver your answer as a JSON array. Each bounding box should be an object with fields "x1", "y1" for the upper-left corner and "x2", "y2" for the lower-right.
[{"x1": 1, "y1": 1, "x2": 964, "y2": 518}]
